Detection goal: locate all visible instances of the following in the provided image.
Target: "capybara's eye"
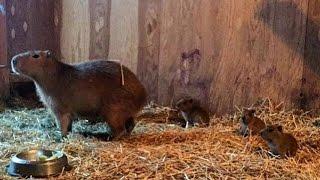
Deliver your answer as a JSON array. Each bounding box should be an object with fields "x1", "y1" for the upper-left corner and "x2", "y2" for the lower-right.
[
  {"x1": 46, "y1": 51, "x2": 52, "y2": 58},
  {"x1": 32, "y1": 54, "x2": 40, "y2": 59},
  {"x1": 268, "y1": 128, "x2": 273, "y2": 132}
]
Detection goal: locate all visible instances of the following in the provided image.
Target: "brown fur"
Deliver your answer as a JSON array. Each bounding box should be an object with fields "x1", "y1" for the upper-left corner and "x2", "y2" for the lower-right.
[
  {"x1": 260, "y1": 125, "x2": 298, "y2": 158},
  {"x1": 239, "y1": 108, "x2": 266, "y2": 136},
  {"x1": 11, "y1": 50, "x2": 147, "y2": 140},
  {"x1": 175, "y1": 98, "x2": 210, "y2": 128}
]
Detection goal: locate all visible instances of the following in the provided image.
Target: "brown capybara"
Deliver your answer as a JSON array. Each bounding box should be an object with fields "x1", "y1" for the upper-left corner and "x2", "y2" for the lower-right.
[
  {"x1": 260, "y1": 125, "x2": 298, "y2": 158},
  {"x1": 11, "y1": 50, "x2": 147, "y2": 140},
  {"x1": 175, "y1": 97, "x2": 210, "y2": 128},
  {"x1": 239, "y1": 108, "x2": 266, "y2": 137}
]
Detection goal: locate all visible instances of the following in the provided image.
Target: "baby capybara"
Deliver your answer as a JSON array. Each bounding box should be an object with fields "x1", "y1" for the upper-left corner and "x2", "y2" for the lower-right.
[
  {"x1": 260, "y1": 125, "x2": 298, "y2": 158},
  {"x1": 11, "y1": 50, "x2": 147, "y2": 140},
  {"x1": 175, "y1": 97, "x2": 210, "y2": 128},
  {"x1": 239, "y1": 108, "x2": 266, "y2": 137}
]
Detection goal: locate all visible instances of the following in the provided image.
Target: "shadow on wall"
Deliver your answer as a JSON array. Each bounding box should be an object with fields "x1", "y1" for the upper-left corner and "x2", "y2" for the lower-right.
[{"x1": 256, "y1": 0, "x2": 320, "y2": 109}]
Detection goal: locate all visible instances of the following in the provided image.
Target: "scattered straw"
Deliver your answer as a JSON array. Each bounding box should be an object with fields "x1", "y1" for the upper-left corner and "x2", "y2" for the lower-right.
[{"x1": 0, "y1": 99, "x2": 319, "y2": 179}]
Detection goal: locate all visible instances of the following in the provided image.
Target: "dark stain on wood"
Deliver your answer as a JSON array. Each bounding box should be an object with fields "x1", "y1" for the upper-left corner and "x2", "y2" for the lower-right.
[
  {"x1": 0, "y1": 0, "x2": 9, "y2": 99},
  {"x1": 89, "y1": 0, "x2": 111, "y2": 60},
  {"x1": 301, "y1": 0, "x2": 320, "y2": 111},
  {"x1": 137, "y1": 0, "x2": 162, "y2": 102}
]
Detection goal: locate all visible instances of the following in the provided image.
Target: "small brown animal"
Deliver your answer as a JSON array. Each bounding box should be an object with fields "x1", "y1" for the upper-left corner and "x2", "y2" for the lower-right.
[
  {"x1": 239, "y1": 108, "x2": 266, "y2": 136},
  {"x1": 11, "y1": 50, "x2": 147, "y2": 140},
  {"x1": 260, "y1": 125, "x2": 298, "y2": 158},
  {"x1": 175, "y1": 98, "x2": 210, "y2": 128}
]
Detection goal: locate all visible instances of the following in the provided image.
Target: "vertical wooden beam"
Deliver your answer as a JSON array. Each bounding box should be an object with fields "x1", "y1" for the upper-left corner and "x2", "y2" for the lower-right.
[
  {"x1": 89, "y1": 0, "x2": 111, "y2": 60},
  {"x1": 158, "y1": 0, "x2": 216, "y2": 108},
  {"x1": 53, "y1": 0, "x2": 62, "y2": 59},
  {"x1": 301, "y1": 0, "x2": 320, "y2": 111},
  {"x1": 0, "y1": 0, "x2": 9, "y2": 100},
  {"x1": 109, "y1": 0, "x2": 139, "y2": 73},
  {"x1": 60, "y1": 0, "x2": 90, "y2": 63},
  {"x1": 137, "y1": 0, "x2": 162, "y2": 102}
]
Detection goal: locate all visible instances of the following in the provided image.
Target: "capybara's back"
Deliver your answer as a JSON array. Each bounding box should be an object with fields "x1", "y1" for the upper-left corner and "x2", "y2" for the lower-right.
[{"x1": 11, "y1": 50, "x2": 147, "y2": 139}]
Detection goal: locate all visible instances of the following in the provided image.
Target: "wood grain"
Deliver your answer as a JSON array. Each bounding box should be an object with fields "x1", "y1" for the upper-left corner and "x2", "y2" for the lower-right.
[
  {"x1": 137, "y1": 0, "x2": 162, "y2": 102},
  {"x1": 6, "y1": 0, "x2": 57, "y2": 60},
  {"x1": 89, "y1": 0, "x2": 111, "y2": 60},
  {"x1": 302, "y1": 0, "x2": 320, "y2": 110},
  {"x1": 0, "y1": 0, "x2": 9, "y2": 99},
  {"x1": 158, "y1": 0, "x2": 198, "y2": 106},
  {"x1": 109, "y1": 0, "x2": 139, "y2": 73},
  {"x1": 156, "y1": 0, "x2": 308, "y2": 114},
  {"x1": 207, "y1": 0, "x2": 308, "y2": 114},
  {"x1": 60, "y1": 0, "x2": 90, "y2": 63}
]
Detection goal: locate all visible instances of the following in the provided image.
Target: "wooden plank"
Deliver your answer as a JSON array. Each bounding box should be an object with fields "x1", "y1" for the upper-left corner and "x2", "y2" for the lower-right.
[
  {"x1": 25, "y1": 0, "x2": 56, "y2": 52},
  {"x1": 89, "y1": 0, "x2": 111, "y2": 60},
  {"x1": 158, "y1": 0, "x2": 197, "y2": 106},
  {"x1": 60, "y1": 0, "x2": 90, "y2": 63},
  {"x1": 53, "y1": 0, "x2": 62, "y2": 59},
  {"x1": 157, "y1": 0, "x2": 308, "y2": 114},
  {"x1": 301, "y1": 0, "x2": 320, "y2": 111},
  {"x1": 137, "y1": 0, "x2": 162, "y2": 102},
  {"x1": 6, "y1": 0, "x2": 28, "y2": 60},
  {"x1": 157, "y1": 0, "x2": 230, "y2": 109},
  {"x1": 109, "y1": 0, "x2": 139, "y2": 73},
  {"x1": 0, "y1": 0, "x2": 9, "y2": 99},
  {"x1": 208, "y1": 0, "x2": 308, "y2": 114},
  {"x1": 6, "y1": 0, "x2": 57, "y2": 60}
]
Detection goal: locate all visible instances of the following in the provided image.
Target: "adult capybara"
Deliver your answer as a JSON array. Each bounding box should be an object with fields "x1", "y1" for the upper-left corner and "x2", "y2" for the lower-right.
[{"x1": 11, "y1": 50, "x2": 147, "y2": 140}]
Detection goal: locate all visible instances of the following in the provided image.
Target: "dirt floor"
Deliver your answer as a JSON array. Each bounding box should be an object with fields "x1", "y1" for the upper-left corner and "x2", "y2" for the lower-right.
[{"x1": 0, "y1": 99, "x2": 320, "y2": 179}]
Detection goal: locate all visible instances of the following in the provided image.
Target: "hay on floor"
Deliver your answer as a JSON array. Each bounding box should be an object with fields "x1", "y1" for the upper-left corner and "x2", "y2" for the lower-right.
[{"x1": 0, "y1": 99, "x2": 319, "y2": 179}]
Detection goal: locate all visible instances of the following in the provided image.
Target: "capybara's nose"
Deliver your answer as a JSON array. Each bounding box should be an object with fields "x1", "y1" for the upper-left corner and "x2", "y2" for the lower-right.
[{"x1": 12, "y1": 58, "x2": 17, "y2": 66}]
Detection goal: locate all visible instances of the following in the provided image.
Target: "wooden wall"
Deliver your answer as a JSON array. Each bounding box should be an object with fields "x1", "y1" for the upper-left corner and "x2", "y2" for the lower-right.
[
  {"x1": 0, "y1": 0, "x2": 9, "y2": 100},
  {"x1": 136, "y1": 0, "x2": 310, "y2": 114},
  {"x1": 2, "y1": 0, "x2": 320, "y2": 115},
  {"x1": 5, "y1": 0, "x2": 58, "y2": 61}
]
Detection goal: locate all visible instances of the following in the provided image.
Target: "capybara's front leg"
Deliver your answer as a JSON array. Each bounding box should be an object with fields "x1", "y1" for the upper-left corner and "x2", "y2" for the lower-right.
[{"x1": 54, "y1": 112, "x2": 72, "y2": 137}]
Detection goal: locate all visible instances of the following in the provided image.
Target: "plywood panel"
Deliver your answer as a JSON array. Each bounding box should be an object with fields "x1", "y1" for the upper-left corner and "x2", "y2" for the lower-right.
[
  {"x1": 89, "y1": 0, "x2": 111, "y2": 60},
  {"x1": 0, "y1": 0, "x2": 9, "y2": 99},
  {"x1": 109, "y1": 0, "x2": 139, "y2": 73},
  {"x1": 137, "y1": 0, "x2": 162, "y2": 101},
  {"x1": 157, "y1": 0, "x2": 307, "y2": 114},
  {"x1": 302, "y1": 0, "x2": 320, "y2": 110},
  {"x1": 60, "y1": 0, "x2": 90, "y2": 63},
  {"x1": 6, "y1": 0, "x2": 57, "y2": 60},
  {"x1": 207, "y1": 0, "x2": 307, "y2": 114},
  {"x1": 158, "y1": 0, "x2": 201, "y2": 106},
  {"x1": 53, "y1": 0, "x2": 62, "y2": 59}
]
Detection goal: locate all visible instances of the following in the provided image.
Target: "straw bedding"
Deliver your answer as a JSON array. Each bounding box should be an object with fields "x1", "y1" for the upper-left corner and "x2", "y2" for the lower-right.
[{"x1": 0, "y1": 99, "x2": 319, "y2": 179}]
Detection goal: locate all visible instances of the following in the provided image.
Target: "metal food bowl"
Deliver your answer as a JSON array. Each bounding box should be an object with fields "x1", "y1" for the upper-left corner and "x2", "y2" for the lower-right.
[{"x1": 6, "y1": 149, "x2": 71, "y2": 178}]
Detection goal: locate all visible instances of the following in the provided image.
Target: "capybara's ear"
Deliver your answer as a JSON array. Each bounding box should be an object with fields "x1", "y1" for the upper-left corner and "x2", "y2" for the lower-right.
[{"x1": 277, "y1": 125, "x2": 283, "y2": 132}]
